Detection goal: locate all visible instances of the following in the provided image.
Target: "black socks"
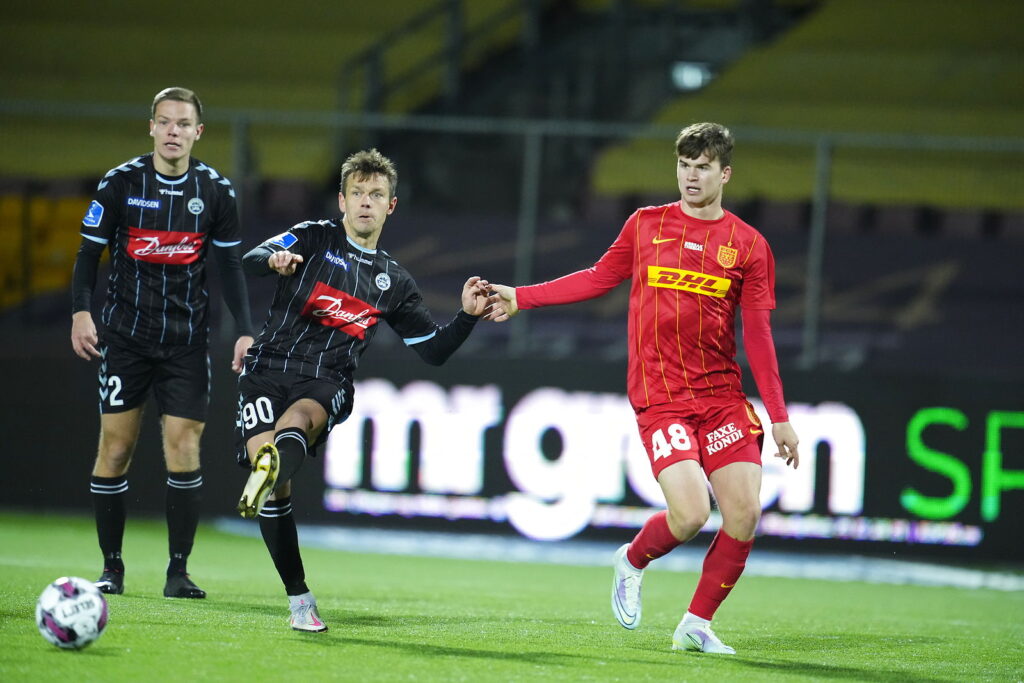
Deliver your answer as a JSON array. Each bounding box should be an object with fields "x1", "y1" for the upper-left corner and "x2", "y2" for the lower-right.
[
  {"x1": 166, "y1": 469, "x2": 202, "y2": 575},
  {"x1": 259, "y1": 496, "x2": 309, "y2": 596}
]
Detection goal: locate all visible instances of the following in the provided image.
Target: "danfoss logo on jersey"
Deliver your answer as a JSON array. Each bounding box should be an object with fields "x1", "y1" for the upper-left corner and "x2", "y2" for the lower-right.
[
  {"x1": 302, "y1": 281, "x2": 380, "y2": 338},
  {"x1": 647, "y1": 266, "x2": 731, "y2": 298},
  {"x1": 127, "y1": 227, "x2": 203, "y2": 264}
]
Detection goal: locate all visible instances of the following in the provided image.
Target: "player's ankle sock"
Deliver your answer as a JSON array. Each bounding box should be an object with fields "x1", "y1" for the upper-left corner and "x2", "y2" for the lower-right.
[
  {"x1": 91, "y1": 474, "x2": 128, "y2": 568},
  {"x1": 681, "y1": 611, "x2": 709, "y2": 626},
  {"x1": 102, "y1": 552, "x2": 124, "y2": 575},
  {"x1": 687, "y1": 530, "x2": 753, "y2": 620},
  {"x1": 627, "y1": 510, "x2": 682, "y2": 569},
  {"x1": 167, "y1": 555, "x2": 188, "y2": 576},
  {"x1": 275, "y1": 428, "x2": 308, "y2": 484},
  {"x1": 288, "y1": 590, "x2": 316, "y2": 606},
  {"x1": 166, "y1": 469, "x2": 202, "y2": 570},
  {"x1": 259, "y1": 497, "x2": 309, "y2": 595}
]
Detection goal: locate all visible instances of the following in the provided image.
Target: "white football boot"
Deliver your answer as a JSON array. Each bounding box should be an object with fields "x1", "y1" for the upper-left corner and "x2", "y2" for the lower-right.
[
  {"x1": 289, "y1": 592, "x2": 328, "y2": 633},
  {"x1": 610, "y1": 544, "x2": 643, "y2": 629},
  {"x1": 672, "y1": 617, "x2": 736, "y2": 654}
]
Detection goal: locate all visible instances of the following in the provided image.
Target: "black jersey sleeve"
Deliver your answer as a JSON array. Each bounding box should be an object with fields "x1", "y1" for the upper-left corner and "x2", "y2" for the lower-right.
[
  {"x1": 80, "y1": 163, "x2": 130, "y2": 246},
  {"x1": 71, "y1": 237, "x2": 106, "y2": 313},
  {"x1": 213, "y1": 243, "x2": 255, "y2": 335},
  {"x1": 408, "y1": 309, "x2": 480, "y2": 366},
  {"x1": 242, "y1": 243, "x2": 276, "y2": 276},
  {"x1": 207, "y1": 176, "x2": 241, "y2": 245},
  {"x1": 243, "y1": 225, "x2": 310, "y2": 276}
]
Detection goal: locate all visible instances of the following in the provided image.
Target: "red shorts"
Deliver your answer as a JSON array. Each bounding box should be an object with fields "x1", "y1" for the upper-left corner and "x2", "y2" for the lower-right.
[{"x1": 636, "y1": 397, "x2": 765, "y2": 479}]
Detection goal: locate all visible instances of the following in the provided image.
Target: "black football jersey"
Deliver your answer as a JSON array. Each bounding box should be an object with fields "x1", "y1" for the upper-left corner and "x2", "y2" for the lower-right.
[
  {"x1": 80, "y1": 153, "x2": 242, "y2": 345},
  {"x1": 245, "y1": 220, "x2": 441, "y2": 383}
]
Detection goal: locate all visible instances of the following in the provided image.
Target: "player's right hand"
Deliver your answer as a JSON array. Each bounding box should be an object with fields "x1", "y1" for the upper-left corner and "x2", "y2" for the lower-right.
[
  {"x1": 484, "y1": 284, "x2": 519, "y2": 322},
  {"x1": 268, "y1": 250, "x2": 304, "y2": 276},
  {"x1": 71, "y1": 311, "x2": 101, "y2": 360}
]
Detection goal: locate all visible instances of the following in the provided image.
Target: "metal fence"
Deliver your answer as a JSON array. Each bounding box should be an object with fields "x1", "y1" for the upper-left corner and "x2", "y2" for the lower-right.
[{"x1": 2, "y1": 99, "x2": 1023, "y2": 372}]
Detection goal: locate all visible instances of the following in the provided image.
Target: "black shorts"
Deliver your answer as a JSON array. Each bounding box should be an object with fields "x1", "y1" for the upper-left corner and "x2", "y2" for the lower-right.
[
  {"x1": 97, "y1": 331, "x2": 210, "y2": 421},
  {"x1": 235, "y1": 369, "x2": 352, "y2": 467}
]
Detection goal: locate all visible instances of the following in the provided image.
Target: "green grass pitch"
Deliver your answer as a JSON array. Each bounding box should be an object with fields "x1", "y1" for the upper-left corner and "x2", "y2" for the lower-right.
[{"x1": 1, "y1": 511, "x2": 1021, "y2": 682}]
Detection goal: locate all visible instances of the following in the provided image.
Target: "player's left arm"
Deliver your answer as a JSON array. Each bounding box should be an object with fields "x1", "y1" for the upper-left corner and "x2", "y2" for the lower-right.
[
  {"x1": 742, "y1": 307, "x2": 799, "y2": 469},
  {"x1": 400, "y1": 277, "x2": 493, "y2": 366},
  {"x1": 212, "y1": 243, "x2": 255, "y2": 373},
  {"x1": 208, "y1": 180, "x2": 255, "y2": 372},
  {"x1": 740, "y1": 235, "x2": 798, "y2": 468}
]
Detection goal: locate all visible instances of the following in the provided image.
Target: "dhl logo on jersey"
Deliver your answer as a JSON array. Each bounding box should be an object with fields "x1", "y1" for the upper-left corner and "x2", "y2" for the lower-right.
[{"x1": 646, "y1": 266, "x2": 731, "y2": 298}]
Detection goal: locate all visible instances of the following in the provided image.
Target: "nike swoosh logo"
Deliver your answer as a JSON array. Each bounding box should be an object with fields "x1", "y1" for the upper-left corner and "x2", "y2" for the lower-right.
[
  {"x1": 750, "y1": 427, "x2": 763, "y2": 435},
  {"x1": 652, "y1": 237, "x2": 676, "y2": 244},
  {"x1": 720, "y1": 582, "x2": 735, "y2": 588}
]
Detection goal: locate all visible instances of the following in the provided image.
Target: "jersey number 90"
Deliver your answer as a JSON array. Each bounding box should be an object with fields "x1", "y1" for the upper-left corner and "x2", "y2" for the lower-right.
[{"x1": 241, "y1": 396, "x2": 275, "y2": 430}]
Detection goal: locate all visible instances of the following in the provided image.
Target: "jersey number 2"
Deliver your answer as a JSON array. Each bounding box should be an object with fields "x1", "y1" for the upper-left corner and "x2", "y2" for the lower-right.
[{"x1": 106, "y1": 376, "x2": 123, "y2": 407}]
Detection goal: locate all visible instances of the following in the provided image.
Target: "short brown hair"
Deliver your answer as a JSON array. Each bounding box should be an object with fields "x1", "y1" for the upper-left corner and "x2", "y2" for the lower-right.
[
  {"x1": 675, "y1": 122, "x2": 733, "y2": 168},
  {"x1": 340, "y1": 148, "x2": 398, "y2": 198},
  {"x1": 151, "y1": 87, "x2": 203, "y2": 122}
]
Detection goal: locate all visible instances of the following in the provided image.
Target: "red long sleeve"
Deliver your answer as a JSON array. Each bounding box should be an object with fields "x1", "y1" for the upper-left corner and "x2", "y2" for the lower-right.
[
  {"x1": 517, "y1": 224, "x2": 632, "y2": 309},
  {"x1": 741, "y1": 307, "x2": 788, "y2": 423},
  {"x1": 516, "y1": 267, "x2": 625, "y2": 309}
]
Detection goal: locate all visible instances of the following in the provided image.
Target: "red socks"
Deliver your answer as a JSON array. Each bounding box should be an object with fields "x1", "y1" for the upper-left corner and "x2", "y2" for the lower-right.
[
  {"x1": 626, "y1": 511, "x2": 682, "y2": 569},
  {"x1": 688, "y1": 530, "x2": 753, "y2": 620},
  {"x1": 625, "y1": 515, "x2": 754, "y2": 619}
]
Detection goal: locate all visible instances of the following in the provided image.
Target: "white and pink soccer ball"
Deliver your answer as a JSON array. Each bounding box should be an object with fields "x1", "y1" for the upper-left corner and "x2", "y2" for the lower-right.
[{"x1": 35, "y1": 576, "x2": 108, "y2": 649}]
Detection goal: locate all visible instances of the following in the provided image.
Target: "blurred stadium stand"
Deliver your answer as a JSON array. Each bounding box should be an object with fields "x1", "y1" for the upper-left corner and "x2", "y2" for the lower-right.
[{"x1": 1, "y1": 0, "x2": 1021, "y2": 380}]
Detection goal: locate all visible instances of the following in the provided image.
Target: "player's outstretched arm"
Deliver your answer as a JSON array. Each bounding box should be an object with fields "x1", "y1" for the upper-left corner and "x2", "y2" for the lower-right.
[
  {"x1": 772, "y1": 421, "x2": 800, "y2": 469},
  {"x1": 71, "y1": 310, "x2": 100, "y2": 360},
  {"x1": 484, "y1": 284, "x2": 519, "y2": 322},
  {"x1": 268, "y1": 250, "x2": 304, "y2": 276},
  {"x1": 460, "y1": 276, "x2": 493, "y2": 316},
  {"x1": 407, "y1": 279, "x2": 490, "y2": 367}
]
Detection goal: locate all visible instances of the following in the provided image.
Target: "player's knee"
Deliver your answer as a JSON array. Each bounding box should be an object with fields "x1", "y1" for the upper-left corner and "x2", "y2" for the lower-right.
[
  {"x1": 97, "y1": 431, "x2": 136, "y2": 465},
  {"x1": 162, "y1": 421, "x2": 203, "y2": 466},
  {"x1": 94, "y1": 446, "x2": 132, "y2": 475},
  {"x1": 666, "y1": 507, "x2": 708, "y2": 541},
  {"x1": 724, "y1": 504, "x2": 761, "y2": 539}
]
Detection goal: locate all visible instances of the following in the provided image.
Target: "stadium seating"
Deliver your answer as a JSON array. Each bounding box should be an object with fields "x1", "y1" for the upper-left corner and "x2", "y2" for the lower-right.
[
  {"x1": 0, "y1": 0, "x2": 530, "y2": 181},
  {"x1": 0, "y1": 193, "x2": 94, "y2": 308},
  {"x1": 0, "y1": 0, "x2": 530, "y2": 307},
  {"x1": 591, "y1": 0, "x2": 1024, "y2": 213}
]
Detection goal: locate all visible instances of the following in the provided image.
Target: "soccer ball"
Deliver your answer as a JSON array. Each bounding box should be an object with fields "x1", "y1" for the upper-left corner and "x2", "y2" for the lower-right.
[{"x1": 35, "y1": 576, "x2": 109, "y2": 649}]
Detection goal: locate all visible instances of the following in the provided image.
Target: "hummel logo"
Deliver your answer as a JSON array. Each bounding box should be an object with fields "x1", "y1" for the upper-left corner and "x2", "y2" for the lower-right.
[{"x1": 652, "y1": 237, "x2": 676, "y2": 244}]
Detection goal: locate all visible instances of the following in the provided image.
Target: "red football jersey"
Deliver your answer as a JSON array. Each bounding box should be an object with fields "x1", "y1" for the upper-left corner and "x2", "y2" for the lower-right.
[{"x1": 517, "y1": 204, "x2": 777, "y2": 411}]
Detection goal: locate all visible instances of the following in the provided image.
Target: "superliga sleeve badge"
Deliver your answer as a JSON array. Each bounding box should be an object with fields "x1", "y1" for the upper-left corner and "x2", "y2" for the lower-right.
[{"x1": 83, "y1": 201, "x2": 104, "y2": 228}]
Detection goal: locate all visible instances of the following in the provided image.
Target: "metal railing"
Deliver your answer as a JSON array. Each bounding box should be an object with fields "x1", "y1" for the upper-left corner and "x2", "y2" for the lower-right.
[
  {"x1": 336, "y1": 0, "x2": 541, "y2": 115},
  {"x1": 3, "y1": 98, "x2": 1023, "y2": 366}
]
